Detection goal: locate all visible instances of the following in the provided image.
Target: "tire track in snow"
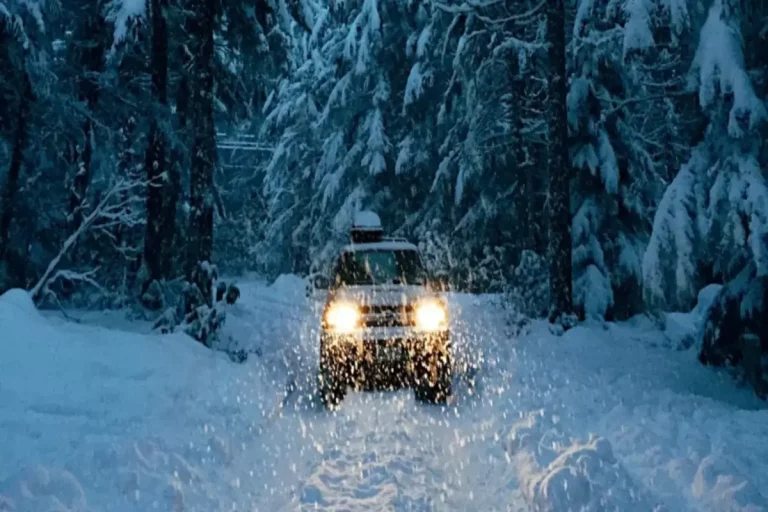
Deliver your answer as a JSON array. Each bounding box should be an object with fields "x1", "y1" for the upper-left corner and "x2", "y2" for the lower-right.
[
  {"x1": 238, "y1": 292, "x2": 529, "y2": 511},
  {"x1": 297, "y1": 395, "x2": 448, "y2": 510}
]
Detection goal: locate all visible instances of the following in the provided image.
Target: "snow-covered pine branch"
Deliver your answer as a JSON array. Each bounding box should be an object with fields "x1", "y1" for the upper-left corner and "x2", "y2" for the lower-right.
[
  {"x1": 105, "y1": 0, "x2": 146, "y2": 54},
  {"x1": 30, "y1": 179, "x2": 147, "y2": 303},
  {"x1": 600, "y1": 89, "x2": 695, "y2": 119},
  {"x1": 565, "y1": 0, "x2": 697, "y2": 319},
  {"x1": 690, "y1": 0, "x2": 767, "y2": 136},
  {"x1": 643, "y1": 0, "x2": 768, "y2": 314}
]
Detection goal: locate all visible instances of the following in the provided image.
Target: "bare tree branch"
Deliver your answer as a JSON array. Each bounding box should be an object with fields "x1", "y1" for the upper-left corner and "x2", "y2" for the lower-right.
[
  {"x1": 601, "y1": 89, "x2": 695, "y2": 119},
  {"x1": 30, "y1": 179, "x2": 147, "y2": 302}
]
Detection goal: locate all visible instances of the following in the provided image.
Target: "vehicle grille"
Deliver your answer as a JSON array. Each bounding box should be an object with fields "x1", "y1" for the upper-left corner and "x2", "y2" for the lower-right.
[{"x1": 360, "y1": 304, "x2": 414, "y2": 328}]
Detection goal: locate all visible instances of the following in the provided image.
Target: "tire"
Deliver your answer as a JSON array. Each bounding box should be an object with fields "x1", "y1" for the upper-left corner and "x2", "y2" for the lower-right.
[
  {"x1": 414, "y1": 349, "x2": 452, "y2": 404},
  {"x1": 319, "y1": 344, "x2": 347, "y2": 408}
]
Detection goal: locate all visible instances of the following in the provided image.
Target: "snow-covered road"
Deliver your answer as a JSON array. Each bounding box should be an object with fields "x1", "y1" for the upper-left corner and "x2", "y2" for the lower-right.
[
  {"x1": 1, "y1": 277, "x2": 767, "y2": 511},
  {"x1": 235, "y1": 290, "x2": 529, "y2": 511}
]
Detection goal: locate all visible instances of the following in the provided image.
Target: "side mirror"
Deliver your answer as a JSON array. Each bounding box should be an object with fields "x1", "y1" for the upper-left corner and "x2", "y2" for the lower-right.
[
  {"x1": 428, "y1": 273, "x2": 450, "y2": 292},
  {"x1": 306, "y1": 274, "x2": 330, "y2": 298},
  {"x1": 313, "y1": 275, "x2": 330, "y2": 290}
]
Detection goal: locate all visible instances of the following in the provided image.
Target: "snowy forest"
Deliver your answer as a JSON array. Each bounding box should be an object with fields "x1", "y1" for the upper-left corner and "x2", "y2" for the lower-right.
[
  {"x1": 1, "y1": 1, "x2": 768, "y2": 378},
  {"x1": 4, "y1": 1, "x2": 768, "y2": 509}
]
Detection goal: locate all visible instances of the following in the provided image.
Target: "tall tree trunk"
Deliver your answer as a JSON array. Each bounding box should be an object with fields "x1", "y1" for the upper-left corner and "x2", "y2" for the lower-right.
[
  {"x1": 165, "y1": 61, "x2": 187, "y2": 277},
  {"x1": 1, "y1": 73, "x2": 32, "y2": 261},
  {"x1": 68, "y1": 11, "x2": 106, "y2": 234},
  {"x1": 143, "y1": 0, "x2": 173, "y2": 290},
  {"x1": 546, "y1": 0, "x2": 573, "y2": 322},
  {"x1": 69, "y1": 119, "x2": 93, "y2": 232},
  {"x1": 511, "y1": 74, "x2": 535, "y2": 255},
  {"x1": 115, "y1": 114, "x2": 142, "y2": 276},
  {"x1": 184, "y1": 0, "x2": 217, "y2": 311}
]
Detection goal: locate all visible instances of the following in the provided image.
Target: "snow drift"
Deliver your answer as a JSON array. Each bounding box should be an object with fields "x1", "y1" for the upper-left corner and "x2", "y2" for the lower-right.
[
  {"x1": 0, "y1": 288, "x2": 284, "y2": 512},
  {"x1": 1, "y1": 280, "x2": 767, "y2": 511}
]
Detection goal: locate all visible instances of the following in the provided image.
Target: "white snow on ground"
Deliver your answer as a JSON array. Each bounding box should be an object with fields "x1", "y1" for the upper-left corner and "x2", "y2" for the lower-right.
[
  {"x1": 1, "y1": 277, "x2": 767, "y2": 511},
  {"x1": 0, "y1": 288, "x2": 286, "y2": 512}
]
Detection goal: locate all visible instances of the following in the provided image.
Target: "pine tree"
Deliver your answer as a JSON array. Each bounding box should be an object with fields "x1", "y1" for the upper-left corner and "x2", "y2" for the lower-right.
[
  {"x1": 566, "y1": 0, "x2": 696, "y2": 320},
  {"x1": 0, "y1": 0, "x2": 53, "y2": 290},
  {"x1": 0, "y1": 56, "x2": 32, "y2": 264},
  {"x1": 644, "y1": 0, "x2": 768, "y2": 311},
  {"x1": 258, "y1": 0, "x2": 546, "y2": 287},
  {"x1": 546, "y1": 0, "x2": 573, "y2": 322},
  {"x1": 183, "y1": 0, "x2": 218, "y2": 317},
  {"x1": 142, "y1": 0, "x2": 174, "y2": 294},
  {"x1": 211, "y1": 0, "x2": 312, "y2": 276},
  {"x1": 67, "y1": 0, "x2": 108, "y2": 235},
  {"x1": 643, "y1": 0, "x2": 768, "y2": 385}
]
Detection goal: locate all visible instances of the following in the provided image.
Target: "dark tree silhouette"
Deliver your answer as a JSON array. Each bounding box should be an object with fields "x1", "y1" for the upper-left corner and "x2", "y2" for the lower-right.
[{"x1": 546, "y1": 0, "x2": 573, "y2": 323}]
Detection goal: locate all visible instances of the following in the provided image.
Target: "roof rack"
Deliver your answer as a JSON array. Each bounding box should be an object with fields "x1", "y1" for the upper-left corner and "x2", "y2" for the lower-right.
[{"x1": 381, "y1": 236, "x2": 410, "y2": 244}]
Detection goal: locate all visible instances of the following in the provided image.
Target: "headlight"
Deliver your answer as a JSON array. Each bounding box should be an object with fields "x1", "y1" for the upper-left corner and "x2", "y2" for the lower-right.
[
  {"x1": 325, "y1": 302, "x2": 360, "y2": 333},
  {"x1": 415, "y1": 301, "x2": 447, "y2": 332}
]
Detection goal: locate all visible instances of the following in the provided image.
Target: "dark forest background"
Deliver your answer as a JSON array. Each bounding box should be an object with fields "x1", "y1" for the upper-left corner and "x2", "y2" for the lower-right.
[{"x1": 1, "y1": 0, "x2": 767, "y2": 384}]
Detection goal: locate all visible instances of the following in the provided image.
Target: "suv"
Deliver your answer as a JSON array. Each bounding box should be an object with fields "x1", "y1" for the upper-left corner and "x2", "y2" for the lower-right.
[{"x1": 315, "y1": 212, "x2": 452, "y2": 408}]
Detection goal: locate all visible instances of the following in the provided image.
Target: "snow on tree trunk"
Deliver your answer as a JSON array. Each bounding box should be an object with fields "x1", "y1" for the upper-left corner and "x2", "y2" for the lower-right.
[
  {"x1": 67, "y1": 11, "x2": 106, "y2": 236},
  {"x1": 112, "y1": 113, "x2": 144, "y2": 294},
  {"x1": 168, "y1": 33, "x2": 189, "y2": 278},
  {"x1": 68, "y1": 117, "x2": 94, "y2": 233},
  {"x1": 546, "y1": 0, "x2": 573, "y2": 322}
]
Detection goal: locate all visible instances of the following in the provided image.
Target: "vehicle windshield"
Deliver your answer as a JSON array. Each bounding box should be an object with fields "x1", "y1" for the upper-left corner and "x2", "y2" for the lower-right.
[{"x1": 334, "y1": 250, "x2": 427, "y2": 286}]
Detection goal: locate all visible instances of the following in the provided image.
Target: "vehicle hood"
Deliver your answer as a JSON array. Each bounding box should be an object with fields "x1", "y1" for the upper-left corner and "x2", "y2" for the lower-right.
[{"x1": 328, "y1": 285, "x2": 439, "y2": 307}]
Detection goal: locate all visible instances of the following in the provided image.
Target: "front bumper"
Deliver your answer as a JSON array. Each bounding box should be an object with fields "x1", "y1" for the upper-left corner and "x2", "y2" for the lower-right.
[{"x1": 320, "y1": 328, "x2": 450, "y2": 389}]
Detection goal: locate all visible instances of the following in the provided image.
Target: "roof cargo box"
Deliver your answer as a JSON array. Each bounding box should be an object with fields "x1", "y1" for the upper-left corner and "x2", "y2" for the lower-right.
[{"x1": 350, "y1": 211, "x2": 383, "y2": 243}]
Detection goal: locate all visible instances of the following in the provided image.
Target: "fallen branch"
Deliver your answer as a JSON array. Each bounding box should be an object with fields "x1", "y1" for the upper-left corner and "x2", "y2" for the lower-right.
[
  {"x1": 38, "y1": 268, "x2": 104, "y2": 300},
  {"x1": 30, "y1": 179, "x2": 146, "y2": 303}
]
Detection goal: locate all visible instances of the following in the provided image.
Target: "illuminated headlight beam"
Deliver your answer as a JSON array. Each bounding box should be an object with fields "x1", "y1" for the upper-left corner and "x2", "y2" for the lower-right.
[
  {"x1": 325, "y1": 302, "x2": 360, "y2": 334},
  {"x1": 415, "y1": 301, "x2": 448, "y2": 332}
]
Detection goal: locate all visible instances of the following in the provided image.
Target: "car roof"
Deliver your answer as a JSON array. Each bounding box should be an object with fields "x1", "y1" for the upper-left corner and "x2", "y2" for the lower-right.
[{"x1": 340, "y1": 240, "x2": 419, "y2": 253}]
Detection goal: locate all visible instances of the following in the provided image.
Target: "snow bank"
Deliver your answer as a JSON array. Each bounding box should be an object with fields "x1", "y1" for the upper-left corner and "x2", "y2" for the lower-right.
[
  {"x1": 498, "y1": 316, "x2": 768, "y2": 512},
  {"x1": 268, "y1": 273, "x2": 308, "y2": 304},
  {"x1": 216, "y1": 276, "x2": 315, "y2": 381},
  {"x1": 3, "y1": 282, "x2": 767, "y2": 511},
  {"x1": 0, "y1": 288, "x2": 284, "y2": 512},
  {"x1": 505, "y1": 411, "x2": 664, "y2": 511}
]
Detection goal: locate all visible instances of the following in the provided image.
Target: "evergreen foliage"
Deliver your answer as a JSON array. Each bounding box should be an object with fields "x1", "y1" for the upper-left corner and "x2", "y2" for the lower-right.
[{"x1": 1, "y1": 0, "x2": 768, "y2": 387}]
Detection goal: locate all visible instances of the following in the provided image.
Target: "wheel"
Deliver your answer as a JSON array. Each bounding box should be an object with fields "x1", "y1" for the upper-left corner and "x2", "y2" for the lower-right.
[
  {"x1": 319, "y1": 360, "x2": 346, "y2": 408},
  {"x1": 413, "y1": 348, "x2": 452, "y2": 404},
  {"x1": 319, "y1": 343, "x2": 347, "y2": 408}
]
